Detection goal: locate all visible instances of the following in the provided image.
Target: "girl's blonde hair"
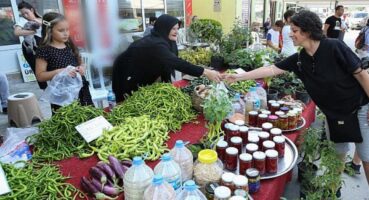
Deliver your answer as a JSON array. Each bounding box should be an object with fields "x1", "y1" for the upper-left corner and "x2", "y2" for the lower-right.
[{"x1": 41, "y1": 12, "x2": 81, "y2": 65}]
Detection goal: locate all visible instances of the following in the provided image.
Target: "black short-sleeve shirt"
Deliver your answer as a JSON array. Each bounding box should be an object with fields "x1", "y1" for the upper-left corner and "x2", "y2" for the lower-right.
[
  {"x1": 36, "y1": 45, "x2": 78, "y2": 71},
  {"x1": 275, "y1": 38, "x2": 368, "y2": 115},
  {"x1": 325, "y1": 16, "x2": 341, "y2": 39}
]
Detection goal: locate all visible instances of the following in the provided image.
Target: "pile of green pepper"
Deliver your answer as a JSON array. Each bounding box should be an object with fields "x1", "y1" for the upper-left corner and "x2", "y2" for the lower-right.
[
  {"x1": 109, "y1": 83, "x2": 196, "y2": 131},
  {"x1": 0, "y1": 162, "x2": 86, "y2": 200},
  {"x1": 90, "y1": 115, "x2": 169, "y2": 162},
  {"x1": 226, "y1": 69, "x2": 256, "y2": 95},
  {"x1": 30, "y1": 102, "x2": 104, "y2": 162}
]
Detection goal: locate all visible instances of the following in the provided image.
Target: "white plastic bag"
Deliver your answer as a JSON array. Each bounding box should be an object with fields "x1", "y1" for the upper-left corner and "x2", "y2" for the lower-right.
[
  {"x1": 0, "y1": 127, "x2": 38, "y2": 165},
  {"x1": 41, "y1": 66, "x2": 82, "y2": 106}
]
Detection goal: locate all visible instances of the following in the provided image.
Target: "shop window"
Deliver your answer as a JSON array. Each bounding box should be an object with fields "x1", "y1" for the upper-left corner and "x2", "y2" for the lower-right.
[
  {"x1": 167, "y1": 0, "x2": 184, "y2": 23},
  {"x1": 0, "y1": 0, "x2": 19, "y2": 46},
  {"x1": 118, "y1": 0, "x2": 143, "y2": 33},
  {"x1": 143, "y1": 0, "x2": 164, "y2": 25},
  {"x1": 15, "y1": 0, "x2": 60, "y2": 15}
]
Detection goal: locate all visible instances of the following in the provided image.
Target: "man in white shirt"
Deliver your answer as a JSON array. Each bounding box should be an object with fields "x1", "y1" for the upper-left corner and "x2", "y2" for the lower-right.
[
  {"x1": 266, "y1": 20, "x2": 284, "y2": 52},
  {"x1": 281, "y1": 10, "x2": 297, "y2": 56}
]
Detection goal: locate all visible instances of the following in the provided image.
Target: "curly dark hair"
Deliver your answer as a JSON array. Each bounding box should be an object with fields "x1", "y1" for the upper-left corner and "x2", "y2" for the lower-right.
[
  {"x1": 283, "y1": 10, "x2": 295, "y2": 21},
  {"x1": 291, "y1": 10, "x2": 325, "y2": 41}
]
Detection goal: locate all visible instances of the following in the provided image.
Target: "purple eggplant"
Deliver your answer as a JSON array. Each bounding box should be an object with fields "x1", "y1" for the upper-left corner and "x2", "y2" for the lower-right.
[
  {"x1": 81, "y1": 177, "x2": 117, "y2": 200},
  {"x1": 91, "y1": 177, "x2": 103, "y2": 192},
  {"x1": 89, "y1": 166, "x2": 107, "y2": 187},
  {"x1": 121, "y1": 160, "x2": 132, "y2": 168},
  {"x1": 102, "y1": 185, "x2": 120, "y2": 197},
  {"x1": 108, "y1": 155, "x2": 125, "y2": 180},
  {"x1": 96, "y1": 161, "x2": 117, "y2": 182}
]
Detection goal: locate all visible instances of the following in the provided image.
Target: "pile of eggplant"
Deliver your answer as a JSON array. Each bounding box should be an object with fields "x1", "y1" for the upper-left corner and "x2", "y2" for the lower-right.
[{"x1": 81, "y1": 155, "x2": 132, "y2": 199}]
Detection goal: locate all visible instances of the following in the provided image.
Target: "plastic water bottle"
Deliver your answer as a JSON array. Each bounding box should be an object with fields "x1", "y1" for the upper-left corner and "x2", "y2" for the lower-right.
[
  {"x1": 176, "y1": 180, "x2": 207, "y2": 200},
  {"x1": 232, "y1": 93, "x2": 245, "y2": 115},
  {"x1": 124, "y1": 157, "x2": 154, "y2": 200},
  {"x1": 170, "y1": 140, "x2": 193, "y2": 182},
  {"x1": 107, "y1": 89, "x2": 116, "y2": 111},
  {"x1": 244, "y1": 87, "x2": 261, "y2": 123},
  {"x1": 154, "y1": 153, "x2": 182, "y2": 193},
  {"x1": 143, "y1": 174, "x2": 176, "y2": 200},
  {"x1": 255, "y1": 83, "x2": 267, "y2": 109}
]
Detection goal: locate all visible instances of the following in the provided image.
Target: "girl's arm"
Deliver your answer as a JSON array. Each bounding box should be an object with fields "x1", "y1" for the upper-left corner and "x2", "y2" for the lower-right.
[
  {"x1": 14, "y1": 26, "x2": 36, "y2": 37},
  {"x1": 35, "y1": 58, "x2": 63, "y2": 82}
]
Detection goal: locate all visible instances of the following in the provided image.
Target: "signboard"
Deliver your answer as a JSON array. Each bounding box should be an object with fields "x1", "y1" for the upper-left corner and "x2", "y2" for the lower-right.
[
  {"x1": 63, "y1": 0, "x2": 86, "y2": 48},
  {"x1": 214, "y1": 0, "x2": 221, "y2": 12},
  {"x1": 75, "y1": 116, "x2": 113, "y2": 143},
  {"x1": 0, "y1": 164, "x2": 11, "y2": 195},
  {"x1": 16, "y1": 51, "x2": 36, "y2": 82}
]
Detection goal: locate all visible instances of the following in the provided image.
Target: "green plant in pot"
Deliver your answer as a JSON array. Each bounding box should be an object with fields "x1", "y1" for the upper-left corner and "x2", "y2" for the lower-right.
[
  {"x1": 295, "y1": 78, "x2": 311, "y2": 104},
  {"x1": 189, "y1": 19, "x2": 223, "y2": 45},
  {"x1": 269, "y1": 72, "x2": 298, "y2": 98}
]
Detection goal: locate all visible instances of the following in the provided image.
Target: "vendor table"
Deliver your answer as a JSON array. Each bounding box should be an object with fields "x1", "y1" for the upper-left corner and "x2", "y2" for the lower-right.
[{"x1": 56, "y1": 80, "x2": 316, "y2": 200}]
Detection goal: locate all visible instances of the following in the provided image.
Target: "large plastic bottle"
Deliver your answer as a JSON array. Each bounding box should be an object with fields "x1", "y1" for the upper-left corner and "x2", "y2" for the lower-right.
[
  {"x1": 143, "y1": 174, "x2": 176, "y2": 200},
  {"x1": 170, "y1": 140, "x2": 194, "y2": 182},
  {"x1": 244, "y1": 87, "x2": 261, "y2": 123},
  {"x1": 107, "y1": 89, "x2": 116, "y2": 111},
  {"x1": 176, "y1": 180, "x2": 207, "y2": 200},
  {"x1": 232, "y1": 93, "x2": 245, "y2": 115},
  {"x1": 255, "y1": 83, "x2": 267, "y2": 109},
  {"x1": 124, "y1": 157, "x2": 154, "y2": 200},
  {"x1": 154, "y1": 153, "x2": 182, "y2": 193}
]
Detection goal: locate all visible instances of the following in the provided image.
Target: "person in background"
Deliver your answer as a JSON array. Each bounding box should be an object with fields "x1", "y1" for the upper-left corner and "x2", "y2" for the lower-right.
[
  {"x1": 263, "y1": 18, "x2": 271, "y2": 38},
  {"x1": 177, "y1": 20, "x2": 186, "y2": 46},
  {"x1": 0, "y1": 73, "x2": 9, "y2": 114},
  {"x1": 357, "y1": 18, "x2": 369, "y2": 59},
  {"x1": 266, "y1": 20, "x2": 284, "y2": 52},
  {"x1": 191, "y1": 15, "x2": 198, "y2": 23},
  {"x1": 112, "y1": 14, "x2": 221, "y2": 103},
  {"x1": 14, "y1": 1, "x2": 47, "y2": 89},
  {"x1": 35, "y1": 12, "x2": 85, "y2": 114},
  {"x1": 224, "y1": 10, "x2": 369, "y2": 190},
  {"x1": 0, "y1": 10, "x2": 19, "y2": 45},
  {"x1": 143, "y1": 16, "x2": 157, "y2": 37},
  {"x1": 281, "y1": 10, "x2": 297, "y2": 56},
  {"x1": 324, "y1": 5, "x2": 345, "y2": 39}
]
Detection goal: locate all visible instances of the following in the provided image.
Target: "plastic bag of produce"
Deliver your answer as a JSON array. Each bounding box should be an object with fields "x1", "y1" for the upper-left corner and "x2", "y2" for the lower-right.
[
  {"x1": 41, "y1": 66, "x2": 83, "y2": 106},
  {"x1": 0, "y1": 127, "x2": 38, "y2": 165}
]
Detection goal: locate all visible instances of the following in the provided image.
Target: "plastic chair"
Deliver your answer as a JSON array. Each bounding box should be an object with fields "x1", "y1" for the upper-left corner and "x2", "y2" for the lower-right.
[
  {"x1": 8, "y1": 92, "x2": 43, "y2": 127},
  {"x1": 80, "y1": 52, "x2": 108, "y2": 108}
]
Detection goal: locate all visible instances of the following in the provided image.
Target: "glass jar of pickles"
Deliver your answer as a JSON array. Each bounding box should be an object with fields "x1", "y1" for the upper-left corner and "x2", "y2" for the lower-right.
[
  {"x1": 257, "y1": 114, "x2": 268, "y2": 127},
  {"x1": 261, "y1": 122, "x2": 273, "y2": 133},
  {"x1": 239, "y1": 153, "x2": 253, "y2": 175},
  {"x1": 248, "y1": 111, "x2": 258, "y2": 127},
  {"x1": 230, "y1": 137, "x2": 243, "y2": 154},
  {"x1": 265, "y1": 149, "x2": 278, "y2": 174},
  {"x1": 278, "y1": 115, "x2": 289, "y2": 130},
  {"x1": 262, "y1": 140, "x2": 275, "y2": 151},
  {"x1": 270, "y1": 128, "x2": 282, "y2": 140},
  {"x1": 221, "y1": 172, "x2": 235, "y2": 191},
  {"x1": 246, "y1": 168, "x2": 260, "y2": 194},
  {"x1": 273, "y1": 136, "x2": 285, "y2": 158},
  {"x1": 232, "y1": 175, "x2": 249, "y2": 193},
  {"x1": 267, "y1": 115, "x2": 279, "y2": 127},
  {"x1": 246, "y1": 143, "x2": 259, "y2": 155},
  {"x1": 216, "y1": 140, "x2": 228, "y2": 162},
  {"x1": 239, "y1": 126, "x2": 249, "y2": 145},
  {"x1": 225, "y1": 147, "x2": 238, "y2": 171},
  {"x1": 252, "y1": 151, "x2": 266, "y2": 175},
  {"x1": 258, "y1": 131, "x2": 270, "y2": 148},
  {"x1": 194, "y1": 150, "x2": 223, "y2": 188}
]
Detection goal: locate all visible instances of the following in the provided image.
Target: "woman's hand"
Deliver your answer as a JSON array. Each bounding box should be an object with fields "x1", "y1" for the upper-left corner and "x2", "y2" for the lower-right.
[
  {"x1": 76, "y1": 65, "x2": 85, "y2": 76},
  {"x1": 222, "y1": 73, "x2": 241, "y2": 84},
  {"x1": 203, "y1": 69, "x2": 221, "y2": 82}
]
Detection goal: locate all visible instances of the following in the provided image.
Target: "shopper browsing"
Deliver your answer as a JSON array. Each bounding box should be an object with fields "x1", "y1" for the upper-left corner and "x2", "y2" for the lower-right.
[
  {"x1": 324, "y1": 5, "x2": 345, "y2": 39},
  {"x1": 224, "y1": 10, "x2": 369, "y2": 187},
  {"x1": 35, "y1": 12, "x2": 85, "y2": 113},
  {"x1": 112, "y1": 14, "x2": 221, "y2": 103},
  {"x1": 0, "y1": 73, "x2": 9, "y2": 114},
  {"x1": 280, "y1": 10, "x2": 297, "y2": 56},
  {"x1": 266, "y1": 20, "x2": 284, "y2": 52}
]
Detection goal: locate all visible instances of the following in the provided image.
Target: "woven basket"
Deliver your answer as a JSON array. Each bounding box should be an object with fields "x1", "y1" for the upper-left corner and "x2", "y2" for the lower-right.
[{"x1": 191, "y1": 91, "x2": 205, "y2": 112}]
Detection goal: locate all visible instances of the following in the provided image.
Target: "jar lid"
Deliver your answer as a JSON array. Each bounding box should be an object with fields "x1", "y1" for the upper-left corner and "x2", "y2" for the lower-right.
[
  {"x1": 262, "y1": 122, "x2": 273, "y2": 129},
  {"x1": 232, "y1": 175, "x2": 248, "y2": 186},
  {"x1": 226, "y1": 147, "x2": 238, "y2": 155},
  {"x1": 277, "y1": 100, "x2": 285, "y2": 105},
  {"x1": 268, "y1": 115, "x2": 279, "y2": 120},
  {"x1": 258, "y1": 131, "x2": 270, "y2": 139},
  {"x1": 249, "y1": 111, "x2": 258, "y2": 115},
  {"x1": 229, "y1": 196, "x2": 247, "y2": 200},
  {"x1": 253, "y1": 151, "x2": 266, "y2": 160},
  {"x1": 198, "y1": 149, "x2": 218, "y2": 164},
  {"x1": 214, "y1": 186, "x2": 231, "y2": 198},
  {"x1": 271, "y1": 103, "x2": 280, "y2": 107},
  {"x1": 261, "y1": 110, "x2": 271, "y2": 115},
  {"x1": 273, "y1": 136, "x2": 285, "y2": 143},
  {"x1": 235, "y1": 120, "x2": 245, "y2": 126},
  {"x1": 258, "y1": 113, "x2": 268, "y2": 118},
  {"x1": 246, "y1": 143, "x2": 258, "y2": 151},
  {"x1": 229, "y1": 124, "x2": 240, "y2": 131},
  {"x1": 239, "y1": 126, "x2": 249, "y2": 132},
  {"x1": 275, "y1": 111, "x2": 285, "y2": 116},
  {"x1": 230, "y1": 136, "x2": 242, "y2": 144},
  {"x1": 234, "y1": 189, "x2": 248, "y2": 197},
  {"x1": 205, "y1": 182, "x2": 219, "y2": 194},
  {"x1": 217, "y1": 140, "x2": 228, "y2": 148},
  {"x1": 246, "y1": 168, "x2": 260, "y2": 177},
  {"x1": 248, "y1": 135, "x2": 259, "y2": 143},
  {"x1": 280, "y1": 114, "x2": 288, "y2": 119},
  {"x1": 289, "y1": 110, "x2": 298, "y2": 115},
  {"x1": 248, "y1": 131, "x2": 259, "y2": 137},
  {"x1": 293, "y1": 107, "x2": 303, "y2": 112},
  {"x1": 280, "y1": 106, "x2": 289, "y2": 111},
  {"x1": 270, "y1": 128, "x2": 282, "y2": 135},
  {"x1": 263, "y1": 140, "x2": 275, "y2": 148},
  {"x1": 224, "y1": 123, "x2": 233, "y2": 129},
  {"x1": 221, "y1": 172, "x2": 235, "y2": 183},
  {"x1": 239, "y1": 153, "x2": 252, "y2": 161},
  {"x1": 287, "y1": 112, "x2": 296, "y2": 117},
  {"x1": 265, "y1": 149, "x2": 279, "y2": 158},
  {"x1": 268, "y1": 100, "x2": 277, "y2": 103}
]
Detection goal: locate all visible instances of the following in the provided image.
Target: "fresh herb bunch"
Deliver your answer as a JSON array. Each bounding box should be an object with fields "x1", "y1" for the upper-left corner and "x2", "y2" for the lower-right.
[{"x1": 202, "y1": 84, "x2": 232, "y2": 148}]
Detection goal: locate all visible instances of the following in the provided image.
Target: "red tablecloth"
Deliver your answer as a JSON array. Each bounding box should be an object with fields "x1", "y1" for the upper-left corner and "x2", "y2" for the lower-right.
[{"x1": 56, "y1": 80, "x2": 316, "y2": 200}]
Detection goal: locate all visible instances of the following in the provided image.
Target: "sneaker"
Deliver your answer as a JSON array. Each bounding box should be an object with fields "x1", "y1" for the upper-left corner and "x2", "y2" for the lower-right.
[
  {"x1": 344, "y1": 161, "x2": 361, "y2": 175},
  {"x1": 336, "y1": 187, "x2": 341, "y2": 198},
  {"x1": 1, "y1": 107, "x2": 6, "y2": 114}
]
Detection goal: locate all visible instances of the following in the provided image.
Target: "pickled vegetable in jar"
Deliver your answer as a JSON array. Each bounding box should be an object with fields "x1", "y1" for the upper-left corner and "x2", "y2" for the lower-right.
[
  {"x1": 225, "y1": 147, "x2": 238, "y2": 171},
  {"x1": 261, "y1": 122, "x2": 273, "y2": 133},
  {"x1": 270, "y1": 128, "x2": 282, "y2": 140},
  {"x1": 239, "y1": 153, "x2": 252, "y2": 175},
  {"x1": 252, "y1": 151, "x2": 266, "y2": 175},
  {"x1": 265, "y1": 149, "x2": 278, "y2": 174},
  {"x1": 278, "y1": 115, "x2": 289, "y2": 130},
  {"x1": 194, "y1": 150, "x2": 223, "y2": 188},
  {"x1": 273, "y1": 136, "x2": 285, "y2": 158},
  {"x1": 239, "y1": 126, "x2": 249, "y2": 145},
  {"x1": 267, "y1": 115, "x2": 279, "y2": 127},
  {"x1": 221, "y1": 172, "x2": 235, "y2": 192},
  {"x1": 257, "y1": 114, "x2": 268, "y2": 127},
  {"x1": 262, "y1": 140, "x2": 275, "y2": 151},
  {"x1": 270, "y1": 103, "x2": 280, "y2": 114},
  {"x1": 227, "y1": 125, "x2": 241, "y2": 143},
  {"x1": 230, "y1": 137, "x2": 243, "y2": 154},
  {"x1": 232, "y1": 175, "x2": 249, "y2": 193},
  {"x1": 214, "y1": 186, "x2": 231, "y2": 200},
  {"x1": 267, "y1": 100, "x2": 277, "y2": 110},
  {"x1": 216, "y1": 140, "x2": 228, "y2": 162},
  {"x1": 245, "y1": 143, "x2": 258, "y2": 155},
  {"x1": 248, "y1": 111, "x2": 258, "y2": 127},
  {"x1": 258, "y1": 131, "x2": 270, "y2": 148}
]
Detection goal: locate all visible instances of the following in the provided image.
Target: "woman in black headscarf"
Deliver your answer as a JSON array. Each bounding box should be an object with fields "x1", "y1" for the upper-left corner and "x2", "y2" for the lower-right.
[{"x1": 112, "y1": 14, "x2": 221, "y2": 103}]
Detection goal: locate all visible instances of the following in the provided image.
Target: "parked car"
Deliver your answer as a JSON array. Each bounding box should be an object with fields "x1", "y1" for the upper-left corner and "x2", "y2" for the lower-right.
[{"x1": 349, "y1": 12, "x2": 369, "y2": 30}]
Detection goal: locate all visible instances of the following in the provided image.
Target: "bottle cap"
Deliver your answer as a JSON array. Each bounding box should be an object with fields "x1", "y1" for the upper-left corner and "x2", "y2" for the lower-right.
[
  {"x1": 175, "y1": 140, "x2": 184, "y2": 148},
  {"x1": 184, "y1": 180, "x2": 198, "y2": 191},
  {"x1": 161, "y1": 153, "x2": 172, "y2": 162},
  {"x1": 132, "y1": 156, "x2": 143, "y2": 165}
]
